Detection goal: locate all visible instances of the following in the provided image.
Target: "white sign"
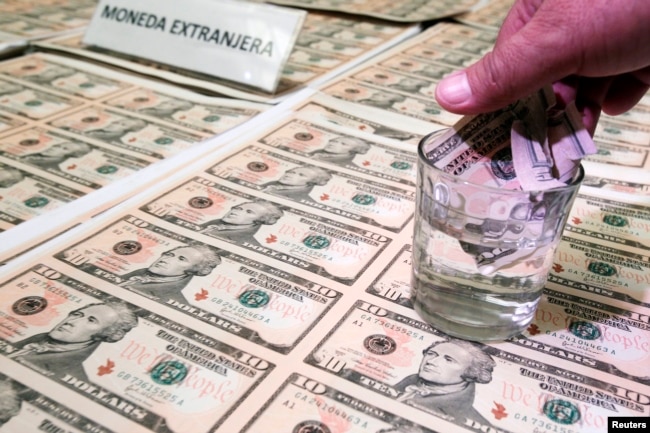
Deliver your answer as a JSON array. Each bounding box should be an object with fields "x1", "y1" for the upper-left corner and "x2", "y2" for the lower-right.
[{"x1": 83, "y1": 0, "x2": 306, "y2": 92}]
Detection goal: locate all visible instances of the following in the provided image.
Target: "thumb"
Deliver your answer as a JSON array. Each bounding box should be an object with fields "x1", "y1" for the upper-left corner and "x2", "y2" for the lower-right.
[{"x1": 435, "y1": 21, "x2": 574, "y2": 114}]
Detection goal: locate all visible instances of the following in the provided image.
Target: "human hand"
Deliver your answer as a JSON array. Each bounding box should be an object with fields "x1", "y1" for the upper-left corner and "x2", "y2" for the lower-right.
[{"x1": 435, "y1": 0, "x2": 650, "y2": 133}]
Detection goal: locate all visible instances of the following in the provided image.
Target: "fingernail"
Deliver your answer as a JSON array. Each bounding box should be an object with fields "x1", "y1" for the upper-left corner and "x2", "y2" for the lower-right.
[{"x1": 437, "y1": 72, "x2": 472, "y2": 105}]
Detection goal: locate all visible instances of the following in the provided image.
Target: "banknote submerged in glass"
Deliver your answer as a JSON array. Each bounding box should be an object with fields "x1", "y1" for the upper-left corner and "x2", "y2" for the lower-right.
[{"x1": 412, "y1": 87, "x2": 594, "y2": 341}]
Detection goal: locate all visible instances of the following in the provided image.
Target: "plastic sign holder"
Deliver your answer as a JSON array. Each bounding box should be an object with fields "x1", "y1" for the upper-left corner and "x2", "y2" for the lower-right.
[{"x1": 83, "y1": 0, "x2": 306, "y2": 92}]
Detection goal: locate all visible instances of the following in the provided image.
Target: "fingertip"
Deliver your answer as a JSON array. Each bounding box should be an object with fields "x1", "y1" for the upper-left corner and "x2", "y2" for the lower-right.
[
  {"x1": 435, "y1": 71, "x2": 473, "y2": 111},
  {"x1": 601, "y1": 73, "x2": 650, "y2": 115}
]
